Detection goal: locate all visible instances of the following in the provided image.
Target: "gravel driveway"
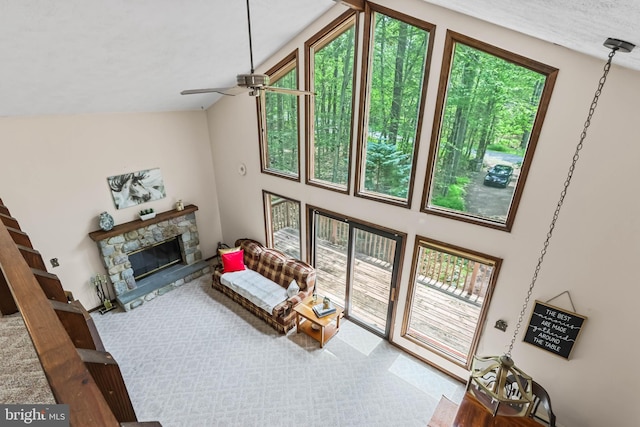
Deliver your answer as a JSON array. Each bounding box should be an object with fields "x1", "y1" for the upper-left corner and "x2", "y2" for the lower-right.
[
  {"x1": 464, "y1": 151, "x2": 520, "y2": 221},
  {"x1": 464, "y1": 170, "x2": 516, "y2": 221}
]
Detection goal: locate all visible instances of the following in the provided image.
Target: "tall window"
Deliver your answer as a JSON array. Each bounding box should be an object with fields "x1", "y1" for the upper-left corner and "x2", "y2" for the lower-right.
[
  {"x1": 356, "y1": 6, "x2": 434, "y2": 206},
  {"x1": 259, "y1": 51, "x2": 300, "y2": 180},
  {"x1": 422, "y1": 31, "x2": 558, "y2": 231},
  {"x1": 305, "y1": 12, "x2": 357, "y2": 192},
  {"x1": 263, "y1": 191, "x2": 301, "y2": 259},
  {"x1": 402, "y1": 237, "x2": 501, "y2": 367}
]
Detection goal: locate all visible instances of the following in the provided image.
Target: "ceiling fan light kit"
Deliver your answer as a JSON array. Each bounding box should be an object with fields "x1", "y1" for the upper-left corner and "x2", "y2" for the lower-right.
[{"x1": 237, "y1": 74, "x2": 269, "y2": 87}]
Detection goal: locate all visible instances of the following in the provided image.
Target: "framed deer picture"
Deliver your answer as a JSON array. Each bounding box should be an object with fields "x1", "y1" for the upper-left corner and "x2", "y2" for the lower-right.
[{"x1": 107, "y1": 168, "x2": 166, "y2": 209}]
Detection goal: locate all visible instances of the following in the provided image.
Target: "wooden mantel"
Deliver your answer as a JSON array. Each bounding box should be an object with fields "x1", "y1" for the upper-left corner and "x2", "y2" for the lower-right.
[{"x1": 89, "y1": 204, "x2": 198, "y2": 242}]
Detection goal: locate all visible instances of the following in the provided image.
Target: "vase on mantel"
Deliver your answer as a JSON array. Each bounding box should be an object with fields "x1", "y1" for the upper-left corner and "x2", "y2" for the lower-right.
[{"x1": 99, "y1": 212, "x2": 115, "y2": 231}]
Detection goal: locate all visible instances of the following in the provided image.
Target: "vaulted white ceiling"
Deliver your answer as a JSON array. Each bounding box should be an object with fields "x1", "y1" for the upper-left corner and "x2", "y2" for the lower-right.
[
  {"x1": 0, "y1": 0, "x2": 637, "y2": 117},
  {"x1": 425, "y1": 0, "x2": 640, "y2": 70}
]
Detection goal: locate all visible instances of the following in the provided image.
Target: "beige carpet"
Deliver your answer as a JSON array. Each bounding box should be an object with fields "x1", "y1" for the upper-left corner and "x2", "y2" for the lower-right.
[
  {"x1": 0, "y1": 274, "x2": 466, "y2": 425},
  {"x1": 92, "y1": 275, "x2": 465, "y2": 427},
  {"x1": 0, "y1": 313, "x2": 55, "y2": 404}
]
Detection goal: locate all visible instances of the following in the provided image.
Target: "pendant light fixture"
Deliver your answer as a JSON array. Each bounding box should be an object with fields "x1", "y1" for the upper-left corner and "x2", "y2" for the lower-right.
[{"x1": 466, "y1": 37, "x2": 635, "y2": 418}]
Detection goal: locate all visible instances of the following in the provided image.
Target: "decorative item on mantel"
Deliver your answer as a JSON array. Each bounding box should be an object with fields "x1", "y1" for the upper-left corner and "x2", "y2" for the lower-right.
[
  {"x1": 464, "y1": 38, "x2": 634, "y2": 420},
  {"x1": 98, "y1": 211, "x2": 115, "y2": 231},
  {"x1": 139, "y1": 208, "x2": 156, "y2": 221},
  {"x1": 92, "y1": 273, "x2": 115, "y2": 314},
  {"x1": 175, "y1": 199, "x2": 184, "y2": 211}
]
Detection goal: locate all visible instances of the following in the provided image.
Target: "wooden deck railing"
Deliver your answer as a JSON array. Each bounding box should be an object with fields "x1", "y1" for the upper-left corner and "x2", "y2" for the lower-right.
[
  {"x1": 270, "y1": 198, "x2": 300, "y2": 233},
  {"x1": 312, "y1": 215, "x2": 489, "y2": 304},
  {"x1": 0, "y1": 198, "x2": 161, "y2": 427}
]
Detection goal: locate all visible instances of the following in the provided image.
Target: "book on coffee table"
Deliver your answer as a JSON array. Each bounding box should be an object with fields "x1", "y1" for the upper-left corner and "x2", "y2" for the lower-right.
[{"x1": 313, "y1": 303, "x2": 336, "y2": 318}]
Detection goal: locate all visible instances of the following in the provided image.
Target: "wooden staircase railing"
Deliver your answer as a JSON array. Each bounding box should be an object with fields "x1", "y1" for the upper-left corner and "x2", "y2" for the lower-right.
[
  {"x1": 32, "y1": 268, "x2": 69, "y2": 303},
  {"x1": 0, "y1": 198, "x2": 161, "y2": 427},
  {"x1": 51, "y1": 300, "x2": 106, "y2": 351},
  {"x1": 0, "y1": 212, "x2": 20, "y2": 229},
  {"x1": 6, "y1": 226, "x2": 31, "y2": 247}
]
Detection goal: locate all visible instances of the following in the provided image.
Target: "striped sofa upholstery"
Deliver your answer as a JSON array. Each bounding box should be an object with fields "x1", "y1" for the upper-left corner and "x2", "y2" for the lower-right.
[{"x1": 212, "y1": 238, "x2": 316, "y2": 334}]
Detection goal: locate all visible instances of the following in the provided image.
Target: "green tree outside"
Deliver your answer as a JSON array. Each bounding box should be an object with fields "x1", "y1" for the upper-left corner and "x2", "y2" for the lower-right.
[{"x1": 265, "y1": 68, "x2": 299, "y2": 176}]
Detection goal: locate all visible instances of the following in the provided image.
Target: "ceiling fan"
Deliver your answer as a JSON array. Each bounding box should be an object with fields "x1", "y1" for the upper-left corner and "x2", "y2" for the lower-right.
[{"x1": 180, "y1": 0, "x2": 314, "y2": 98}]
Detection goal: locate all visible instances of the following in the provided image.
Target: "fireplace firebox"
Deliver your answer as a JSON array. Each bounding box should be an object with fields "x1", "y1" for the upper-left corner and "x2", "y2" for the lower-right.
[{"x1": 129, "y1": 237, "x2": 182, "y2": 280}]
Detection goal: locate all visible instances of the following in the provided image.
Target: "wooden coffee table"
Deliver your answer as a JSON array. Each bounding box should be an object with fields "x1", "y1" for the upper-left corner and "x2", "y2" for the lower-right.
[{"x1": 294, "y1": 296, "x2": 344, "y2": 348}]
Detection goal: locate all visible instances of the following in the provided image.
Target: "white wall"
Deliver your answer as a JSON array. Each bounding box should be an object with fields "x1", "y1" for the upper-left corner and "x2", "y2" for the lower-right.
[
  {"x1": 207, "y1": 1, "x2": 640, "y2": 426},
  {"x1": 0, "y1": 111, "x2": 222, "y2": 308}
]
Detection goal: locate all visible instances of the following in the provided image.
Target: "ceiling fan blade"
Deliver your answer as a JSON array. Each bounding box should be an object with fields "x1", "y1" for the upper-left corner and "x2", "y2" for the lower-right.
[
  {"x1": 258, "y1": 89, "x2": 267, "y2": 138},
  {"x1": 180, "y1": 88, "x2": 234, "y2": 96},
  {"x1": 224, "y1": 86, "x2": 252, "y2": 95},
  {"x1": 263, "y1": 86, "x2": 315, "y2": 96}
]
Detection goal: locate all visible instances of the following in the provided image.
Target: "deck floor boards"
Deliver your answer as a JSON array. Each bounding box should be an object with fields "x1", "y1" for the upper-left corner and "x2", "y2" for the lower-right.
[{"x1": 274, "y1": 228, "x2": 483, "y2": 361}]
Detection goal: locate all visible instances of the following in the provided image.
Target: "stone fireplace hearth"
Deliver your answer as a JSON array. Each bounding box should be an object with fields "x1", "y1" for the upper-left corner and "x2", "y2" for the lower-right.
[{"x1": 89, "y1": 205, "x2": 210, "y2": 311}]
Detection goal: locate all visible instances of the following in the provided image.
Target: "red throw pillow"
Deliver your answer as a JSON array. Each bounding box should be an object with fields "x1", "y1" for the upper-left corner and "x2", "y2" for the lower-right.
[{"x1": 221, "y1": 249, "x2": 246, "y2": 272}]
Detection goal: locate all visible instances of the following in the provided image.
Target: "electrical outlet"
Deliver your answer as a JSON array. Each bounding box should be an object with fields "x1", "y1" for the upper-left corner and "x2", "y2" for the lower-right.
[{"x1": 50, "y1": 258, "x2": 59, "y2": 268}]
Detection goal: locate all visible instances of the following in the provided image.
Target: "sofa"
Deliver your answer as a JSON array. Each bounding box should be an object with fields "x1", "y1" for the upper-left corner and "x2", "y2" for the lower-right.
[{"x1": 212, "y1": 238, "x2": 316, "y2": 334}]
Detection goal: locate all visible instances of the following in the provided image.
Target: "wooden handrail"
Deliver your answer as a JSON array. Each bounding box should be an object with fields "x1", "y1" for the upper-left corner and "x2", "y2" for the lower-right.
[
  {"x1": 51, "y1": 300, "x2": 106, "y2": 351},
  {"x1": 0, "y1": 221, "x2": 120, "y2": 426},
  {"x1": 0, "y1": 268, "x2": 18, "y2": 314},
  {"x1": 16, "y1": 244, "x2": 47, "y2": 270},
  {"x1": 32, "y1": 268, "x2": 68, "y2": 302},
  {"x1": 0, "y1": 212, "x2": 20, "y2": 229},
  {"x1": 78, "y1": 349, "x2": 138, "y2": 423},
  {"x1": 6, "y1": 226, "x2": 32, "y2": 247}
]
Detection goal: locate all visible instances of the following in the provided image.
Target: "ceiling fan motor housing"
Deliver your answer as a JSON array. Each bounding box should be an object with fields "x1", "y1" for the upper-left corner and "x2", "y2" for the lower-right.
[{"x1": 237, "y1": 74, "x2": 270, "y2": 87}]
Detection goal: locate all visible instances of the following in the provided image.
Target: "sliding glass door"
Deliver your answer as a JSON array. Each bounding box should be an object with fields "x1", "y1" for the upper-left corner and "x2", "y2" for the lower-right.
[
  {"x1": 351, "y1": 228, "x2": 396, "y2": 333},
  {"x1": 310, "y1": 208, "x2": 403, "y2": 337},
  {"x1": 313, "y1": 214, "x2": 349, "y2": 308}
]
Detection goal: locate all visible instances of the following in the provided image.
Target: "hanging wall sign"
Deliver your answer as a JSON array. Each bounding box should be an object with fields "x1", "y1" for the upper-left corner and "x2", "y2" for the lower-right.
[{"x1": 523, "y1": 300, "x2": 587, "y2": 359}]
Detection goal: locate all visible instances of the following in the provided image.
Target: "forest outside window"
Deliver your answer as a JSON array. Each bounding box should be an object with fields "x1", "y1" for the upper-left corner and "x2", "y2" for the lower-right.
[
  {"x1": 258, "y1": 52, "x2": 300, "y2": 180},
  {"x1": 356, "y1": 6, "x2": 434, "y2": 206},
  {"x1": 422, "y1": 31, "x2": 558, "y2": 231},
  {"x1": 305, "y1": 12, "x2": 357, "y2": 192}
]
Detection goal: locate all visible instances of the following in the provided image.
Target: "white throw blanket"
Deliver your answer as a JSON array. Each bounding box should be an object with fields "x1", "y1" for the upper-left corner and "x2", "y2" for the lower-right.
[{"x1": 220, "y1": 269, "x2": 287, "y2": 314}]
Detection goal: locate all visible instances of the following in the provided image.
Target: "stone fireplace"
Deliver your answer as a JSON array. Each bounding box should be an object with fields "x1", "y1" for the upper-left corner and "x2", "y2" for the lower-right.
[{"x1": 89, "y1": 205, "x2": 210, "y2": 311}]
